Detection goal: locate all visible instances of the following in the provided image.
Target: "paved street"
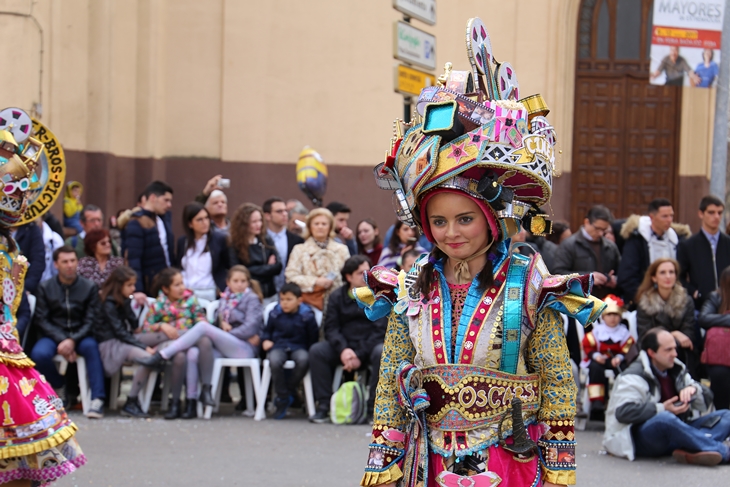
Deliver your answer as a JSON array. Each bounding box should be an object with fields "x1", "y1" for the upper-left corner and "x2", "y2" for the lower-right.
[{"x1": 53, "y1": 407, "x2": 728, "y2": 487}]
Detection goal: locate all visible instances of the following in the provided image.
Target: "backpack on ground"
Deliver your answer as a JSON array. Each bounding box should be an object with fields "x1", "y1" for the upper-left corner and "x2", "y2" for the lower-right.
[{"x1": 330, "y1": 378, "x2": 366, "y2": 425}]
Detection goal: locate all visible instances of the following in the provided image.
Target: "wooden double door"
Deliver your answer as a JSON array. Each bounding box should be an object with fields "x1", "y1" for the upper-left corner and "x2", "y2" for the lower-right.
[
  {"x1": 570, "y1": 0, "x2": 681, "y2": 228},
  {"x1": 571, "y1": 76, "x2": 681, "y2": 227}
]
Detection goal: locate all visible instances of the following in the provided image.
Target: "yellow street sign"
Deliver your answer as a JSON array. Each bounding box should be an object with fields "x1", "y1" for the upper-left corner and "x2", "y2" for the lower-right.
[{"x1": 394, "y1": 64, "x2": 436, "y2": 97}]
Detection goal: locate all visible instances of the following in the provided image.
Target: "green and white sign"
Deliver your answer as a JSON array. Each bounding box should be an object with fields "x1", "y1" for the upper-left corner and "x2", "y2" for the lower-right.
[{"x1": 393, "y1": 20, "x2": 436, "y2": 71}]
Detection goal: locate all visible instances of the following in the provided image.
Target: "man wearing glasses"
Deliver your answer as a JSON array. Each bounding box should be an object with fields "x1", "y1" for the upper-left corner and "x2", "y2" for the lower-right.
[
  {"x1": 264, "y1": 197, "x2": 303, "y2": 293},
  {"x1": 554, "y1": 205, "x2": 621, "y2": 300},
  {"x1": 64, "y1": 205, "x2": 120, "y2": 258}
]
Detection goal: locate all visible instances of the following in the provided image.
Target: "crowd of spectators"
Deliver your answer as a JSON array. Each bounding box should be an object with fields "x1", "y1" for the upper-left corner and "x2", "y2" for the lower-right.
[{"x1": 15, "y1": 174, "x2": 730, "y2": 465}]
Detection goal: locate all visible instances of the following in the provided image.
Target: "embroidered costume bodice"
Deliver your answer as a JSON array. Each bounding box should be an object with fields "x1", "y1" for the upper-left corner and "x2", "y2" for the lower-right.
[
  {"x1": 356, "y1": 249, "x2": 606, "y2": 486},
  {"x1": 0, "y1": 237, "x2": 31, "y2": 365}
]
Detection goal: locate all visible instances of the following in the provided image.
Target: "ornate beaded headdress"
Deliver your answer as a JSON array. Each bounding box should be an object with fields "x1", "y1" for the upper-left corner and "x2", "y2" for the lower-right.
[
  {"x1": 375, "y1": 18, "x2": 557, "y2": 242},
  {"x1": 0, "y1": 107, "x2": 64, "y2": 227}
]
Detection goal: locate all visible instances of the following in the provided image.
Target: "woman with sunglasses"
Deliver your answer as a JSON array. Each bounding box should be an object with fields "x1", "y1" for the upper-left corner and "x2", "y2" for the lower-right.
[{"x1": 78, "y1": 228, "x2": 124, "y2": 287}]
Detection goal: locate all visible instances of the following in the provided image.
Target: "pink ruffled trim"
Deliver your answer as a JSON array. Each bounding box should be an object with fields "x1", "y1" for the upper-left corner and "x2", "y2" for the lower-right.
[{"x1": 0, "y1": 453, "x2": 87, "y2": 485}]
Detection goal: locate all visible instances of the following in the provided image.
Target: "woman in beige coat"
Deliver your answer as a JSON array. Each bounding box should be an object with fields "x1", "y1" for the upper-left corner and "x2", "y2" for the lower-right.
[{"x1": 285, "y1": 208, "x2": 350, "y2": 310}]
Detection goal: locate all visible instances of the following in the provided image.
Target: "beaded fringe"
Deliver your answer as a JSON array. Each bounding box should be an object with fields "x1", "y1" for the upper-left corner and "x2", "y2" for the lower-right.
[
  {"x1": 0, "y1": 423, "x2": 78, "y2": 460},
  {"x1": 360, "y1": 463, "x2": 404, "y2": 486}
]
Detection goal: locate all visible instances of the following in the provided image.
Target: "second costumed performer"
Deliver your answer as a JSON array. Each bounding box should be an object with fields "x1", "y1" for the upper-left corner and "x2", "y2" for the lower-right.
[
  {"x1": 355, "y1": 18, "x2": 605, "y2": 487},
  {"x1": 0, "y1": 107, "x2": 85, "y2": 486}
]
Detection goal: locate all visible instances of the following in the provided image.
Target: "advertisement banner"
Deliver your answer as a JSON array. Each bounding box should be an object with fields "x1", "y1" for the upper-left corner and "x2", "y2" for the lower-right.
[{"x1": 650, "y1": 1, "x2": 725, "y2": 87}]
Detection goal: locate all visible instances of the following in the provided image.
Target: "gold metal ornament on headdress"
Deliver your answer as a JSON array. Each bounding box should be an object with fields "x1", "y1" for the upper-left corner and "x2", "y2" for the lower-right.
[{"x1": 373, "y1": 17, "x2": 558, "y2": 242}]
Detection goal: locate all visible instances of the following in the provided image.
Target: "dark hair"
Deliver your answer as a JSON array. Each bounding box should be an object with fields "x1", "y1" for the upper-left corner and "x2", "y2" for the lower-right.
[
  {"x1": 80, "y1": 204, "x2": 102, "y2": 222},
  {"x1": 53, "y1": 245, "x2": 77, "y2": 262},
  {"x1": 401, "y1": 248, "x2": 421, "y2": 272},
  {"x1": 100, "y1": 265, "x2": 137, "y2": 306},
  {"x1": 326, "y1": 201, "x2": 351, "y2": 215},
  {"x1": 262, "y1": 197, "x2": 284, "y2": 214},
  {"x1": 229, "y1": 203, "x2": 270, "y2": 264},
  {"x1": 402, "y1": 248, "x2": 421, "y2": 261},
  {"x1": 546, "y1": 220, "x2": 570, "y2": 245},
  {"x1": 718, "y1": 266, "x2": 730, "y2": 314},
  {"x1": 640, "y1": 327, "x2": 665, "y2": 353},
  {"x1": 699, "y1": 195, "x2": 724, "y2": 212},
  {"x1": 143, "y1": 180, "x2": 174, "y2": 199},
  {"x1": 388, "y1": 220, "x2": 414, "y2": 253},
  {"x1": 83, "y1": 229, "x2": 111, "y2": 257},
  {"x1": 648, "y1": 198, "x2": 672, "y2": 214},
  {"x1": 356, "y1": 219, "x2": 381, "y2": 254},
  {"x1": 341, "y1": 255, "x2": 370, "y2": 281},
  {"x1": 182, "y1": 202, "x2": 210, "y2": 253},
  {"x1": 280, "y1": 282, "x2": 302, "y2": 298},
  {"x1": 150, "y1": 267, "x2": 182, "y2": 297},
  {"x1": 0, "y1": 227, "x2": 16, "y2": 252},
  {"x1": 415, "y1": 247, "x2": 495, "y2": 296},
  {"x1": 586, "y1": 205, "x2": 613, "y2": 224}
]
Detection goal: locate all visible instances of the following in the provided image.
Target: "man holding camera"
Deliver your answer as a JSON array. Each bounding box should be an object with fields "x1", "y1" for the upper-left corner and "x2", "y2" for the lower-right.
[{"x1": 603, "y1": 328, "x2": 730, "y2": 465}]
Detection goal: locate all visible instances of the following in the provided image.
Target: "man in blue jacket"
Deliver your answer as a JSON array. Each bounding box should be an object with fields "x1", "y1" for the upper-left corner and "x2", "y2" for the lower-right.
[{"x1": 122, "y1": 181, "x2": 174, "y2": 295}]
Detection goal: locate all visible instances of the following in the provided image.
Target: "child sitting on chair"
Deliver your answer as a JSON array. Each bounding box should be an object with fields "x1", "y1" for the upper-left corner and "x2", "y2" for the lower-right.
[
  {"x1": 262, "y1": 282, "x2": 319, "y2": 419},
  {"x1": 582, "y1": 294, "x2": 637, "y2": 420}
]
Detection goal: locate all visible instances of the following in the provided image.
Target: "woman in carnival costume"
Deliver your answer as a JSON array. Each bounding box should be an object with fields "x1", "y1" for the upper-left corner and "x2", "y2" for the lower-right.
[
  {"x1": 0, "y1": 108, "x2": 85, "y2": 486},
  {"x1": 355, "y1": 19, "x2": 605, "y2": 487}
]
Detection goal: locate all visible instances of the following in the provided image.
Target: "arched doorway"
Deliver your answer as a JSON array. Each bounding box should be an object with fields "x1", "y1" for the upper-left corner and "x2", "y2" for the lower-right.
[{"x1": 571, "y1": 0, "x2": 682, "y2": 229}]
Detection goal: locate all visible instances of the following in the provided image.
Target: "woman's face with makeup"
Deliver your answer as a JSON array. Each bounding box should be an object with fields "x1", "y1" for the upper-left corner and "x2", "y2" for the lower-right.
[{"x1": 426, "y1": 192, "x2": 490, "y2": 261}]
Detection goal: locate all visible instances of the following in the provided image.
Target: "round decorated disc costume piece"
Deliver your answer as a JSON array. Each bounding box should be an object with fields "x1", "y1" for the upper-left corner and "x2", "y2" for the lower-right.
[{"x1": 0, "y1": 107, "x2": 85, "y2": 484}]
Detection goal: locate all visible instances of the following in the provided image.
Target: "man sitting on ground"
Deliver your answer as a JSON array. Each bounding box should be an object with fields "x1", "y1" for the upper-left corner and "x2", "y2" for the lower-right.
[
  {"x1": 30, "y1": 246, "x2": 106, "y2": 419},
  {"x1": 604, "y1": 327, "x2": 730, "y2": 465}
]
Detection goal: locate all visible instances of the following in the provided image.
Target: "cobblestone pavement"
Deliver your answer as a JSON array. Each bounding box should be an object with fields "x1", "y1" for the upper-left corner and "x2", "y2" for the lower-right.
[{"x1": 53, "y1": 408, "x2": 728, "y2": 487}]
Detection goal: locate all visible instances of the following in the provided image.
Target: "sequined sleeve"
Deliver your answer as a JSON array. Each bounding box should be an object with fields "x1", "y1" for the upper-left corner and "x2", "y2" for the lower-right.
[
  {"x1": 361, "y1": 312, "x2": 415, "y2": 487},
  {"x1": 527, "y1": 307, "x2": 577, "y2": 486}
]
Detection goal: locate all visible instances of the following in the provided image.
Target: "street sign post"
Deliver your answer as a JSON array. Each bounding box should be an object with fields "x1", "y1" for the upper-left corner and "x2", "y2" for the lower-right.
[
  {"x1": 394, "y1": 64, "x2": 436, "y2": 97},
  {"x1": 392, "y1": 0, "x2": 436, "y2": 26},
  {"x1": 393, "y1": 20, "x2": 437, "y2": 71}
]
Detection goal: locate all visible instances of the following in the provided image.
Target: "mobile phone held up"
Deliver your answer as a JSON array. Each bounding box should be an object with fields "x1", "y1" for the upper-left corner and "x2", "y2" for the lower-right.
[{"x1": 218, "y1": 178, "x2": 231, "y2": 189}]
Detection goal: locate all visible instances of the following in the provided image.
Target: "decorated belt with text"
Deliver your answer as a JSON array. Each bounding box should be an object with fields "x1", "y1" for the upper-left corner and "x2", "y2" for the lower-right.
[{"x1": 422, "y1": 365, "x2": 539, "y2": 431}]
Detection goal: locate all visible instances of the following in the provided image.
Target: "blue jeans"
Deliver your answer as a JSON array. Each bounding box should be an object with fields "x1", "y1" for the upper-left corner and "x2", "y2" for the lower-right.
[
  {"x1": 633, "y1": 410, "x2": 730, "y2": 462},
  {"x1": 31, "y1": 336, "x2": 106, "y2": 400}
]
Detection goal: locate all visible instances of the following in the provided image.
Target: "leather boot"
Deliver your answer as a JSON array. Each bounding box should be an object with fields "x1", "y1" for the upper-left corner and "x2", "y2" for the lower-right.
[
  {"x1": 121, "y1": 396, "x2": 150, "y2": 418},
  {"x1": 164, "y1": 400, "x2": 181, "y2": 420},
  {"x1": 181, "y1": 399, "x2": 198, "y2": 419},
  {"x1": 200, "y1": 385, "x2": 215, "y2": 407}
]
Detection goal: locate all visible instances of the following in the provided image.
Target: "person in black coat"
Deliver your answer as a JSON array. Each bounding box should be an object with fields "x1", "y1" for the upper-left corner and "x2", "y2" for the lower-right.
[
  {"x1": 229, "y1": 203, "x2": 281, "y2": 299},
  {"x1": 121, "y1": 181, "x2": 175, "y2": 295},
  {"x1": 553, "y1": 205, "x2": 621, "y2": 300},
  {"x1": 263, "y1": 197, "x2": 304, "y2": 293},
  {"x1": 308, "y1": 256, "x2": 387, "y2": 422},
  {"x1": 176, "y1": 202, "x2": 229, "y2": 299},
  {"x1": 698, "y1": 269, "x2": 730, "y2": 410},
  {"x1": 13, "y1": 222, "x2": 45, "y2": 294},
  {"x1": 96, "y1": 266, "x2": 160, "y2": 417},
  {"x1": 677, "y1": 195, "x2": 730, "y2": 310},
  {"x1": 617, "y1": 199, "x2": 687, "y2": 305},
  {"x1": 30, "y1": 246, "x2": 106, "y2": 416}
]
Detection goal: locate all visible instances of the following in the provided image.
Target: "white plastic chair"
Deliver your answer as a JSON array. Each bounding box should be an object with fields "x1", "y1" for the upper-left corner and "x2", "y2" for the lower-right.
[
  {"x1": 205, "y1": 357, "x2": 263, "y2": 419},
  {"x1": 259, "y1": 302, "x2": 322, "y2": 419},
  {"x1": 206, "y1": 300, "x2": 220, "y2": 324},
  {"x1": 27, "y1": 293, "x2": 36, "y2": 317},
  {"x1": 200, "y1": 295, "x2": 264, "y2": 419},
  {"x1": 53, "y1": 355, "x2": 91, "y2": 414}
]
